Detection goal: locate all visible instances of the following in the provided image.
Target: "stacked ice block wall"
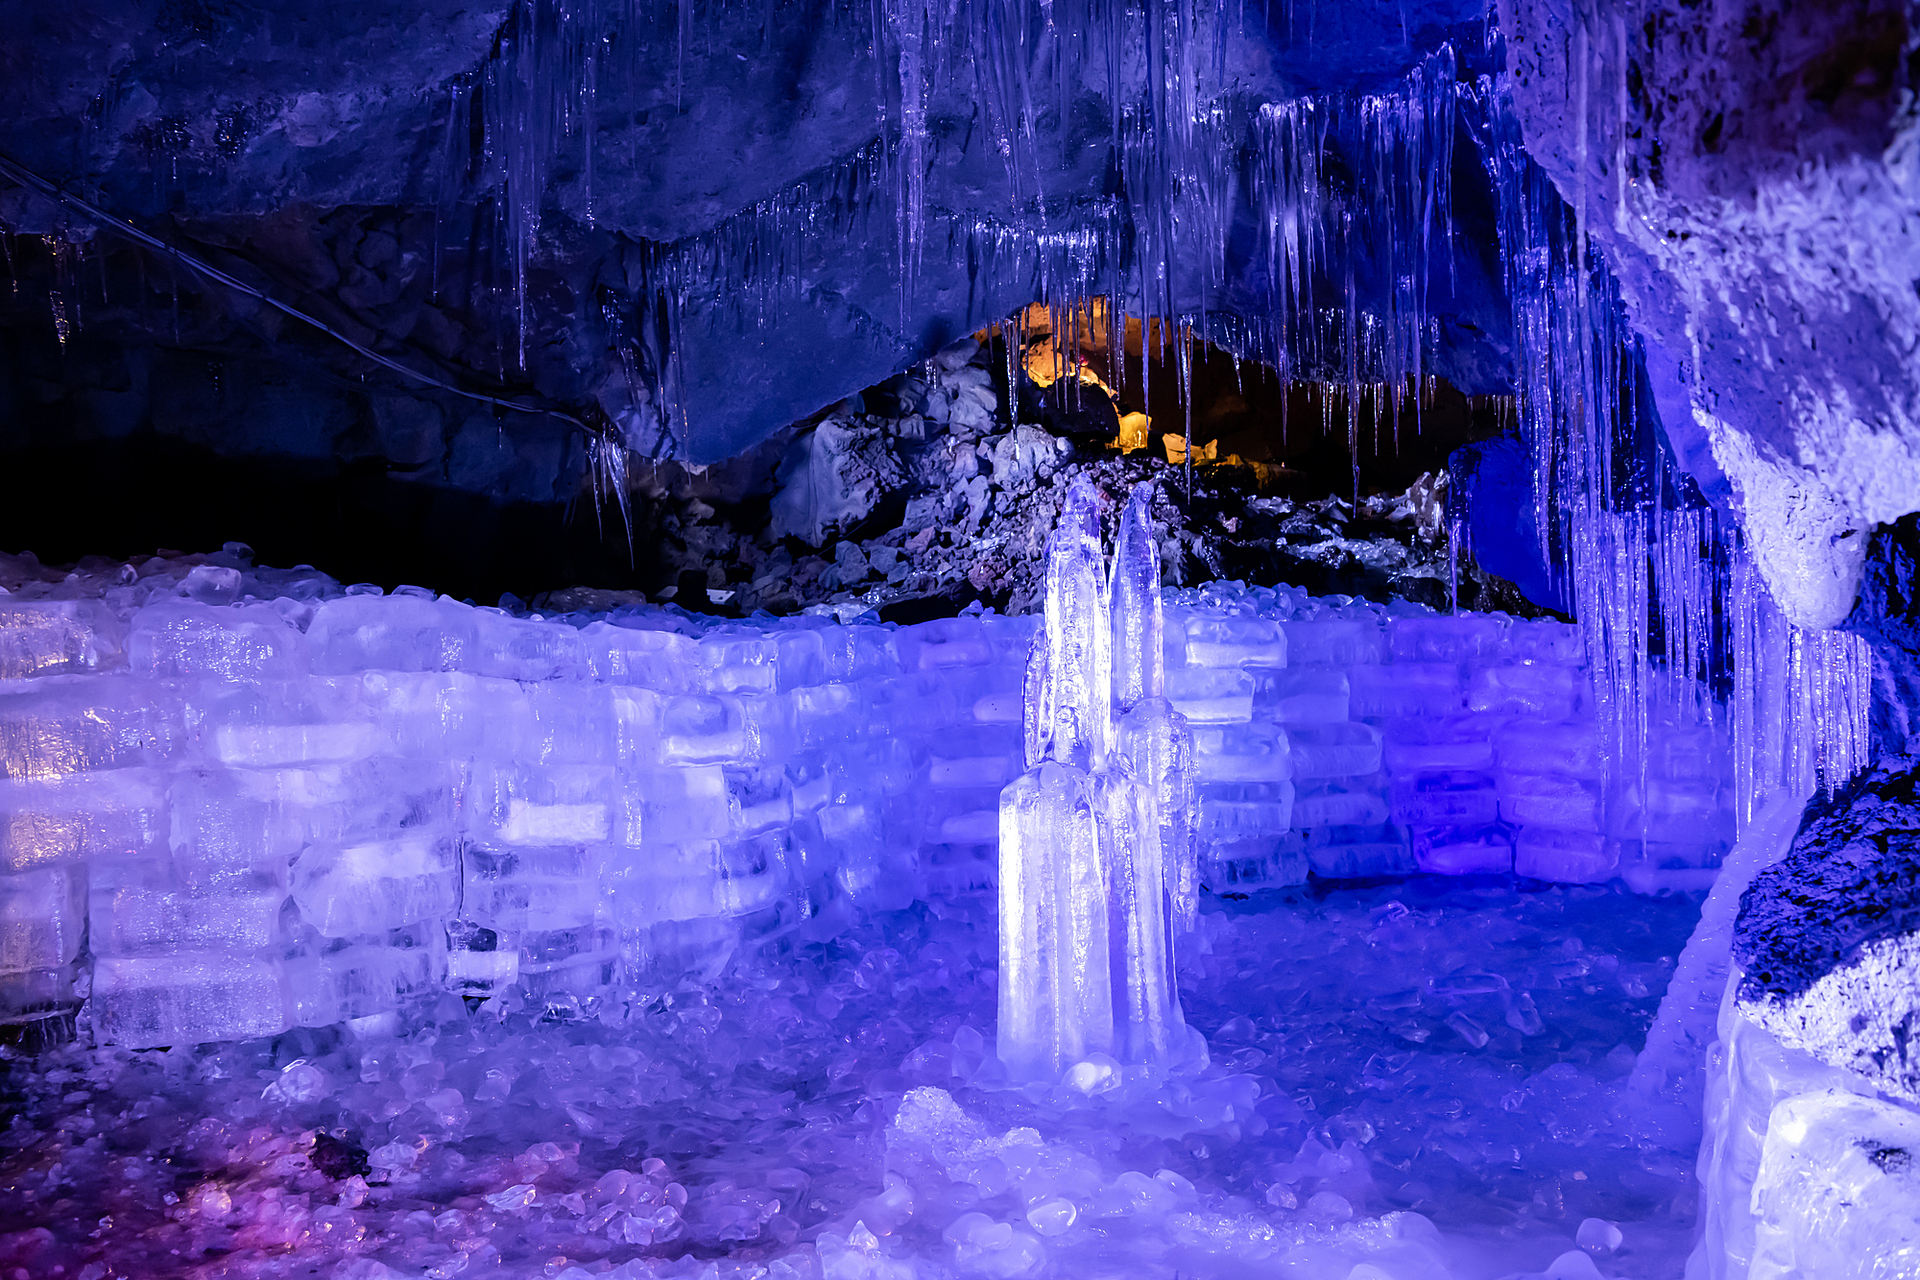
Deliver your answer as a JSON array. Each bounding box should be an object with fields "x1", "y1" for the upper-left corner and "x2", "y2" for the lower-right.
[
  {"x1": 1171, "y1": 594, "x2": 1738, "y2": 891},
  {"x1": 0, "y1": 581, "x2": 1738, "y2": 1049}
]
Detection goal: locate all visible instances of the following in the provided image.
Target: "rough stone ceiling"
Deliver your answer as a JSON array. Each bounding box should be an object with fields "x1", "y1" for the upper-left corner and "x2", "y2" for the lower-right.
[{"x1": 0, "y1": 0, "x2": 1509, "y2": 471}]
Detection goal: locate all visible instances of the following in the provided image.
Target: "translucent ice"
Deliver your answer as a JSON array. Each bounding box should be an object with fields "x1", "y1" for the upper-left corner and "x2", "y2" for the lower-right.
[
  {"x1": 999, "y1": 481, "x2": 1192, "y2": 1078},
  {"x1": 0, "y1": 598, "x2": 125, "y2": 680},
  {"x1": 997, "y1": 760, "x2": 1112, "y2": 1078}
]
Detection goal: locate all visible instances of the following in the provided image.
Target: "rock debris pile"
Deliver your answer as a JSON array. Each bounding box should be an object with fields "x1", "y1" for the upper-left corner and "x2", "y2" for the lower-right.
[{"x1": 595, "y1": 340, "x2": 1544, "y2": 622}]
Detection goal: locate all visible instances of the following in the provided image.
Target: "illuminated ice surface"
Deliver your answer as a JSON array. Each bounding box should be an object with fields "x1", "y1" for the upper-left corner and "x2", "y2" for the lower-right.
[
  {"x1": 0, "y1": 543, "x2": 1878, "y2": 1279},
  {"x1": 0, "y1": 880, "x2": 1701, "y2": 1280}
]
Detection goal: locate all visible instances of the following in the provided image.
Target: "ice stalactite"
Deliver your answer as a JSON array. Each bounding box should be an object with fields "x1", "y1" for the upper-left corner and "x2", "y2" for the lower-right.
[
  {"x1": 1471, "y1": 66, "x2": 1876, "y2": 835},
  {"x1": 883, "y1": 0, "x2": 933, "y2": 286},
  {"x1": 1725, "y1": 530, "x2": 1875, "y2": 826},
  {"x1": 999, "y1": 478, "x2": 1193, "y2": 1080},
  {"x1": 1248, "y1": 48, "x2": 1456, "y2": 412},
  {"x1": 475, "y1": 0, "x2": 606, "y2": 372},
  {"x1": 431, "y1": 0, "x2": 1473, "y2": 478}
]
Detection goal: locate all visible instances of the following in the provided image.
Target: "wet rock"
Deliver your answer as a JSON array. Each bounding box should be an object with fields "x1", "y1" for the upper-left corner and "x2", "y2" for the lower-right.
[
  {"x1": 1502, "y1": 0, "x2": 1920, "y2": 627},
  {"x1": 312, "y1": 1132, "x2": 373, "y2": 1180}
]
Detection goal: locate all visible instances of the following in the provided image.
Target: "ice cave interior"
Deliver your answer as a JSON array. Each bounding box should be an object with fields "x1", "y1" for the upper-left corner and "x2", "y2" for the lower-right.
[{"x1": 2, "y1": 1, "x2": 1919, "y2": 1277}]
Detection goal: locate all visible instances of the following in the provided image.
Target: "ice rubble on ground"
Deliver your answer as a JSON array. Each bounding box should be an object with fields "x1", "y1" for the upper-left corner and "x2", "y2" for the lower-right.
[
  {"x1": 0, "y1": 533, "x2": 1743, "y2": 1052},
  {"x1": 0, "y1": 875, "x2": 1703, "y2": 1280},
  {"x1": 4, "y1": 536, "x2": 1912, "y2": 1278}
]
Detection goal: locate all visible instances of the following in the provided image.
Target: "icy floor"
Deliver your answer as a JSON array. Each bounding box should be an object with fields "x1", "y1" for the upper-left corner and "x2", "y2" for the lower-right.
[{"x1": 0, "y1": 879, "x2": 1703, "y2": 1280}]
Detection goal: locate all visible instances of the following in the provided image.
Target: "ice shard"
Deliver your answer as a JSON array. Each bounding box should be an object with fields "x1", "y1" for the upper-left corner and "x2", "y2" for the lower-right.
[{"x1": 999, "y1": 478, "x2": 1191, "y2": 1079}]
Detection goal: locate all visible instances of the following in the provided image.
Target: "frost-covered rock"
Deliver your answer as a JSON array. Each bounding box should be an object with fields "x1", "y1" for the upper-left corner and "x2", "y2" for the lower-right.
[
  {"x1": 769, "y1": 419, "x2": 910, "y2": 546},
  {"x1": 1501, "y1": 0, "x2": 1920, "y2": 627},
  {"x1": 1734, "y1": 759, "x2": 1920, "y2": 1100}
]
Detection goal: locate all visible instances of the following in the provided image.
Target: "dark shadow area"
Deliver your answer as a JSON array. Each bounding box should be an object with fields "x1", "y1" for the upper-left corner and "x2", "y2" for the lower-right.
[{"x1": 0, "y1": 437, "x2": 642, "y2": 605}]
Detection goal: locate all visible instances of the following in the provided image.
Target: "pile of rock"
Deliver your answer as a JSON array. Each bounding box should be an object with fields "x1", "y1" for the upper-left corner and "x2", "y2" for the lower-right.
[{"x1": 568, "y1": 338, "x2": 1548, "y2": 622}]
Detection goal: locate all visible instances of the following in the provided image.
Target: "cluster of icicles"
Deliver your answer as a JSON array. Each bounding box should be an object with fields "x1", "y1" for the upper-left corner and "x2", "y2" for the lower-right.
[
  {"x1": 1476, "y1": 73, "x2": 1874, "y2": 824},
  {"x1": 426, "y1": 0, "x2": 1470, "y2": 459}
]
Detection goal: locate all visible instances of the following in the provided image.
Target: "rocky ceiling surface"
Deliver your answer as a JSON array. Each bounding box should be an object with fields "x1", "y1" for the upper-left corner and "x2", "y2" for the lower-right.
[
  {"x1": 0, "y1": 1, "x2": 1504, "y2": 474},
  {"x1": 1501, "y1": 0, "x2": 1920, "y2": 630}
]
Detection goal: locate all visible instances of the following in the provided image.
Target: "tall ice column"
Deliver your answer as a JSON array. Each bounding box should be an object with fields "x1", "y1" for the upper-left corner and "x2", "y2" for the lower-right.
[
  {"x1": 999, "y1": 478, "x2": 1192, "y2": 1079},
  {"x1": 1107, "y1": 481, "x2": 1192, "y2": 1062}
]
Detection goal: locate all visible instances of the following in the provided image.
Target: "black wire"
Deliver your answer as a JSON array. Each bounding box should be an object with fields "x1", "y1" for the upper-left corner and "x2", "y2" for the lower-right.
[{"x1": 0, "y1": 150, "x2": 590, "y2": 434}]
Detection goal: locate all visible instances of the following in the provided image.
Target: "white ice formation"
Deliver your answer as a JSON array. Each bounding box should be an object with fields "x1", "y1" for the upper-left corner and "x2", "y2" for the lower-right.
[
  {"x1": 997, "y1": 480, "x2": 1194, "y2": 1080},
  {"x1": 0, "y1": 540, "x2": 1871, "y2": 1052}
]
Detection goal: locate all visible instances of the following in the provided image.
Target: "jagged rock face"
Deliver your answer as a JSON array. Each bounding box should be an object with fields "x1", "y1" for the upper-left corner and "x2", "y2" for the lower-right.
[
  {"x1": 1499, "y1": 0, "x2": 1920, "y2": 630},
  {"x1": 1734, "y1": 759, "x2": 1920, "y2": 1102},
  {"x1": 0, "y1": 0, "x2": 1512, "y2": 506},
  {"x1": 1843, "y1": 513, "x2": 1920, "y2": 756}
]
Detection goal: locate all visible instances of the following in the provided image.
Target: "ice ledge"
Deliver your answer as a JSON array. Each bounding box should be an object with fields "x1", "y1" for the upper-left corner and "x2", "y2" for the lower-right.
[
  {"x1": 1733, "y1": 757, "x2": 1920, "y2": 1102},
  {"x1": 1695, "y1": 998, "x2": 1920, "y2": 1280}
]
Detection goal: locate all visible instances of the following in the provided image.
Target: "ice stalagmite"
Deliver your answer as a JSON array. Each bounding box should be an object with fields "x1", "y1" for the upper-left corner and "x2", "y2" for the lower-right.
[
  {"x1": 1106, "y1": 481, "x2": 1194, "y2": 1063},
  {"x1": 1001, "y1": 480, "x2": 1115, "y2": 1079},
  {"x1": 1035, "y1": 479, "x2": 1112, "y2": 771},
  {"x1": 999, "y1": 478, "x2": 1191, "y2": 1080}
]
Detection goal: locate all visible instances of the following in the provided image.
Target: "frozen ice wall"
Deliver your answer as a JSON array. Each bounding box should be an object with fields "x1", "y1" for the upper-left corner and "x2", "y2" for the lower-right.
[
  {"x1": 1, "y1": 548, "x2": 1748, "y2": 1051},
  {"x1": 1693, "y1": 966, "x2": 1920, "y2": 1280}
]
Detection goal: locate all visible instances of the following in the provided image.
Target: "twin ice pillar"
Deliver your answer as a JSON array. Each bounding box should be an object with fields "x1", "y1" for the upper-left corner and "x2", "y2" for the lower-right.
[{"x1": 997, "y1": 479, "x2": 1197, "y2": 1080}]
